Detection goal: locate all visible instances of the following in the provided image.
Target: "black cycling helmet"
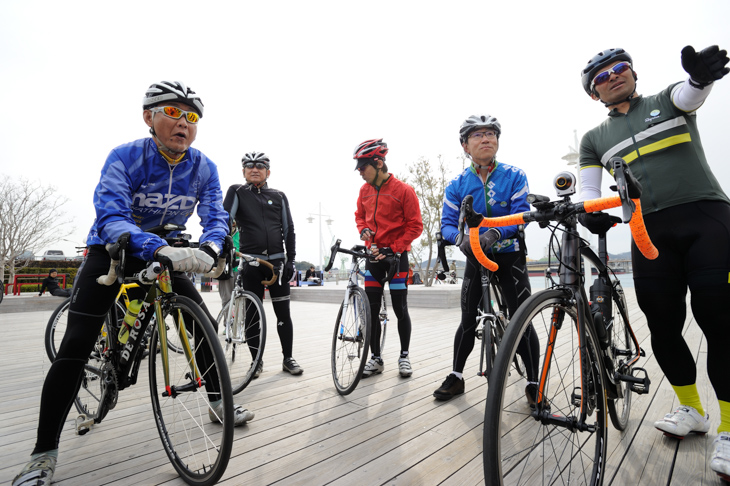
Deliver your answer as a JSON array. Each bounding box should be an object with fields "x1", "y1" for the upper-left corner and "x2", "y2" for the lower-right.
[
  {"x1": 241, "y1": 151, "x2": 270, "y2": 166},
  {"x1": 353, "y1": 139, "x2": 388, "y2": 170},
  {"x1": 459, "y1": 115, "x2": 501, "y2": 144},
  {"x1": 581, "y1": 48, "x2": 633, "y2": 96},
  {"x1": 143, "y1": 81, "x2": 204, "y2": 118}
]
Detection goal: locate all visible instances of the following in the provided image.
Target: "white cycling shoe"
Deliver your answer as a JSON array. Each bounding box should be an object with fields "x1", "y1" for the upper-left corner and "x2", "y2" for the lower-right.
[
  {"x1": 12, "y1": 453, "x2": 56, "y2": 486},
  {"x1": 362, "y1": 357, "x2": 384, "y2": 377},
  {"x1": 710, "y1": 432, "x2": 730, "y2": 481},
  {"x1": 209, "y1": 402, "x2": 255, "y2": 426},
  {"x1": 654, "y1": 405, "x2": 710, "y2": 438}
]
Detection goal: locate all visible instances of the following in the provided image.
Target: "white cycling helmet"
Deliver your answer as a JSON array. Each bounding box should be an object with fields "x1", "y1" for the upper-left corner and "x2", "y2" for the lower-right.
[{"x1": 143, "y1": 81, "x2": 204, "y2": 118}]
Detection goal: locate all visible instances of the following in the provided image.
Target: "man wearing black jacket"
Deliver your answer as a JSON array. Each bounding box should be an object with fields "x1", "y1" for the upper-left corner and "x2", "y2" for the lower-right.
[{"x1": 223, "y1": 152, "x2": 302, "y2": 376}]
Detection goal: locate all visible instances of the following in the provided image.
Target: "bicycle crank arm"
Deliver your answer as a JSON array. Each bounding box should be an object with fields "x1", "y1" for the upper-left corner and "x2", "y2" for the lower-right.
[{"x1": 537, "y1": 411, "x2": 596, "y2": 433}]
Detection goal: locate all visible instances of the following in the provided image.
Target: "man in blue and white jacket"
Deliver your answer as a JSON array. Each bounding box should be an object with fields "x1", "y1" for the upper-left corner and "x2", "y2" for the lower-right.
[
  {"x1": 13, "y1": 81, "x2": 253, "y2": 486},
  {"x1": 433, "y1": 115, "x2": 539, "y2": 404}
]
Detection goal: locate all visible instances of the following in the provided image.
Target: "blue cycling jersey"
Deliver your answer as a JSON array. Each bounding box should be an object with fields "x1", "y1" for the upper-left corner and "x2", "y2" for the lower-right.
[
  {"x1": 85, "y1": 138, "x2": 228, "y2": 261},
  {"x1": 441, "y1": 161, "x2": 530, "y2": 254}
]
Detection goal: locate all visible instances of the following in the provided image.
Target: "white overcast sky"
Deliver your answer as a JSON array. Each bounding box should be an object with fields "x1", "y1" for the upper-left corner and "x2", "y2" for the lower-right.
[{"x1": 2, "y1": 0, "x2": 729, "y2": 266}]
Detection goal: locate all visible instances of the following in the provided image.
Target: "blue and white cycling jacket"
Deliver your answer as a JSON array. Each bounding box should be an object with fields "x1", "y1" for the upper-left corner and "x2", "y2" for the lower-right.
[
  {"x1": 85, "y1": 138, "x2": 228, "y2": 261},
  {"x1": 441, "y1": 161, "x2": 530, "y2": 254}
]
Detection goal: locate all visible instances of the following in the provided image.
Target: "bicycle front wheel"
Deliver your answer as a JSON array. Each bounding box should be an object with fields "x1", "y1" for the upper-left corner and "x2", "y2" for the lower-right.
[
  {"x1": 217, "y1": 290, "x2": 267, "y2": 395},
  {"x1": 149, "y1": 295, "x2": 234, "y2": 486},
  {"x1": 606, "y1": 281, "x2": 634, "y2": 431},
  {"x1": 483, "y1": 289, "x2": 608, "y2": 486},
  {"x1": 331, "y1": 287, "x2": 371, "y2": 395}
]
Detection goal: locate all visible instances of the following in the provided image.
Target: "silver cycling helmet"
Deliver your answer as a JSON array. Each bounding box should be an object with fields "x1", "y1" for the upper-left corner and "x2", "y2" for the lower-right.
[
  {"x1": 459, "y1": 115, "x2": 501, "y2": 144},
  {"x1": 241, "y1": 152, "x2": 270, "y2": 166},
  {"x1": 143, "y1": 81, "x2": 204, "y2": 118}
]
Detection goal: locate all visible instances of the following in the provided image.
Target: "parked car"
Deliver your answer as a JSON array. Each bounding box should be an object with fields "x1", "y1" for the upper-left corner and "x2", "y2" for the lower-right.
[{"x1": 42, "y1": 250, "x2": 65, "y2": 261}]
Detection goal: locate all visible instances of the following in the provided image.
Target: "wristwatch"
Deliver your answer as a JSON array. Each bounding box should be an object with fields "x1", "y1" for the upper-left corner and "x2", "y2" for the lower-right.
[{"x1": 200, "y1": 241, "x2": 221, "y2": 257}]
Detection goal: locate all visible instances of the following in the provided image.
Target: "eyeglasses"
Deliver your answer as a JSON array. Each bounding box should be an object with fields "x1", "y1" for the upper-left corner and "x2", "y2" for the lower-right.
[
  {"x1": 243, "y1": 162, "x2": 270, "y2": 170},
  {"x1": 469, "y1": 130, "x2": 497, "y2": 141},
  {"x1": 149, "y1": 106, "x2": 200, "y2": 124},
  {"x1": 591, "y1": 61, "x2": 632, "y2": 90}
]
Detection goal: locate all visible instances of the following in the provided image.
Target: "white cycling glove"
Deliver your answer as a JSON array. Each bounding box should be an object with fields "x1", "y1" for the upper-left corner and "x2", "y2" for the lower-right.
[{"x1": 156, "y1": 246, "x2": 215, "y2": 274}]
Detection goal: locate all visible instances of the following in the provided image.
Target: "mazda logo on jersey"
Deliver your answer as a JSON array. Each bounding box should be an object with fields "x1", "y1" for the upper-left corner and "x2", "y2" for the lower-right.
[{"x1": 132, "y1": 192, "x2": 197, "y2": 210}]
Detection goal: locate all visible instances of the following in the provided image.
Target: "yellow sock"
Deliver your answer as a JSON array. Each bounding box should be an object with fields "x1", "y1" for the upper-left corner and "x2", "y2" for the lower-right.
[
  {"x1": 672, "y1": 384, "x2": 705, "y2": 417},
  {"x1": 718, "y1": 400, "x2": 730, "y2": 434}
]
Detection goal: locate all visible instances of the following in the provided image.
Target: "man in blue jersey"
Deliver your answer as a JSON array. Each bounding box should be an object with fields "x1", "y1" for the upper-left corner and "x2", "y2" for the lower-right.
[
  {"x1": 13, "y1": 81, "x2": 254, "y2": 486},
  {"x1": 433, "y1": 115, "x2": 539, "y2": 404}
]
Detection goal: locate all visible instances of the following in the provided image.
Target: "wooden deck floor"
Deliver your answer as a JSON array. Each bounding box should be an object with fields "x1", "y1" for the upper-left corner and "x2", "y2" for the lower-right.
[{"x1": 0, "y1": 288, "x2": 725, "y2": 485}]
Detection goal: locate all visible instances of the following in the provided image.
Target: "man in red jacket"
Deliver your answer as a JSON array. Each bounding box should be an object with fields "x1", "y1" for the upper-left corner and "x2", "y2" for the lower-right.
[{"x1": 354, "y1": 139, "x2": 423, "y2": 378}]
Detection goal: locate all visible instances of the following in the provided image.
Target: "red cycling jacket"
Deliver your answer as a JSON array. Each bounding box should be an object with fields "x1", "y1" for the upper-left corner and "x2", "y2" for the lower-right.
[{"x1": 355, "y1": 174, "x2": 423, "y2": 254}]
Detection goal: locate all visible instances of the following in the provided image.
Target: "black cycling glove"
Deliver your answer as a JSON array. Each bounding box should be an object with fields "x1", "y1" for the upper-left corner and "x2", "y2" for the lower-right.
[
  {"x1": 681, "y1": 45, "x2": 730, "y2": 86},
  {"x1": 578, "y1": 212, "x2": 615, "y2": 235},
  {"x1": 282, "y1": 260, "x2": 296, "y2": 283}
]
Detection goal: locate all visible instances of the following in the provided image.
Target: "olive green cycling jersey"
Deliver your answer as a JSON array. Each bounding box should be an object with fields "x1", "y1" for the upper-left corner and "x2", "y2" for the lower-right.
[{"x1": 579, "y1": 82, "x2": 729, "y2": 214}]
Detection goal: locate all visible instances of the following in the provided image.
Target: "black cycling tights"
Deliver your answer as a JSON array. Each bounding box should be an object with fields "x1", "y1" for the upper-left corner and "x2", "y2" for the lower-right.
[
  {"x1": 33, "y1": 246, "x2": 219, "y2": 454},
  {"x1": 365, "y1": 252, "x2": 411, "y2": 356},
  {"x1": 239, "y1": 261, "x2": 294, "y2": 359},
  {"x1": 633, "y1": 200, "x2": 730, "y2": 403},
  {"x1": 453, "y1": 251, "x2": 538, "y2": 380}
]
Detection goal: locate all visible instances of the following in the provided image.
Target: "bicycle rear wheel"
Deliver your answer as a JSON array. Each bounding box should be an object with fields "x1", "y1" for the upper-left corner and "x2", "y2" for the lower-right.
[
  {"x1": 149, "y1": 295, "x2": 233, "y2": 486},
  {"x1": 483, "y1": 289, "x2": 608, "y2": 486},
  {"x1": 331, "y1": 287, "x2": 371, "y2": 395},
  {"x1": 45, "y1": 298, "x2": 121, "y2": 363},
  {"x1": 217, "y1": 290, "x2": 267, "y2": 395},
  {"x1": 606, "y1": 281, "x2": 634, "y2": 431},
  {"x1": 490, "y1": 281, "x2": 526, "y2": 377}
]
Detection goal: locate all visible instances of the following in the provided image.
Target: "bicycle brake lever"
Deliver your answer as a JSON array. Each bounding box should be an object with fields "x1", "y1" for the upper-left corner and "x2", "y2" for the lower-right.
[
  {"x1": 611, "y1": 157, "x2": 641, "y2": 223},
  {"x1": 456, "y1": 195, "x2": 484, "y2": 246}
]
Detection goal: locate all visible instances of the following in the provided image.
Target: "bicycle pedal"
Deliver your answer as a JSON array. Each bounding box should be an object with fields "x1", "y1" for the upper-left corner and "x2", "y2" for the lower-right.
[
  {"x1": 629, "y1": 367, "x2": 651, "y2": 395},
  {"x1": 76, "y1": 414, "x2": 93, "y2": 435}
]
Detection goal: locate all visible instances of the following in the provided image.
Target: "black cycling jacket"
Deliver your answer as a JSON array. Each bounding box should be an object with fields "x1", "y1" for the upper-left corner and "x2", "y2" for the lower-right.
[{"x1": 223, "y1": 182, "x2": 296, "y2": 262}]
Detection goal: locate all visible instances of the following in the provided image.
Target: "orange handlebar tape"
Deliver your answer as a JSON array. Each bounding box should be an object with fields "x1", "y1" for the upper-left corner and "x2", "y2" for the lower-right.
[
  {"x1": 628, "y1": 199, "x2": 659, "y2": 260},
  {"x1": 469, "y1": 228, "x2": 498, "y2": 271}
]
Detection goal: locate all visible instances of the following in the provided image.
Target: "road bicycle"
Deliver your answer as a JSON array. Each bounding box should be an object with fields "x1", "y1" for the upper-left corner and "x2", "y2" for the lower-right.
[
  {"x1": 436, "y1": 232, "x2": 518, "y2": 381},
  {"x1": 215, "y1": 251, "x2": 274, "y2": 394},
  {"x1": 71, "y1": 231, "x2": 235, "y2": 486},
  {"x1": 471, "y1": 158, "x2": 656, "y2": 486},
  {"x1": 324, "y1": 240, "x2": 397, "y2": 395}
]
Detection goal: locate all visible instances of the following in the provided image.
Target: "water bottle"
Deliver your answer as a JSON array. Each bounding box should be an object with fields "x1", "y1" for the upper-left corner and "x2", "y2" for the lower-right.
[{"x1": 118, "y1": 299, "x2": 144, "y2": 344}]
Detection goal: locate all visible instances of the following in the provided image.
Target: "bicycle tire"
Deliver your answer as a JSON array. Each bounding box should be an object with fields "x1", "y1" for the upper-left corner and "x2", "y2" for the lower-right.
[
  {"x1": 0, "y1": 282, "x2": 4, "y2": 304},
  {"x1": 490, "y1": 280, "x2": 526, "y2": 378},
  {"x1": 483, "y1": 289, "x2": 608, "y2": 486},
  {"x1": 149, "y1": 295, "x2": 234, "y2": 486},
  {"x1": 217, "y1": 290, "x2": 267, "y2": 395},
  {"x1": 331, "y1": 287, "x2": 371, "y2": 395},
  {"x1": 45, "y1": 298, "x2": 123, "y2": 363},
  {"x1": 606, "y1": 281, "x2": 634, "y2": 431}
]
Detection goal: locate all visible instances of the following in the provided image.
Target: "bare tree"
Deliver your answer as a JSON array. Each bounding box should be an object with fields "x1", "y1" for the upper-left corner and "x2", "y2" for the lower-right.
[
  {"x1": 0, "y1": 176, "x2": 75, "y2": 285},
  {"x1": 401, "y1": 155, "x2": 457, "y2": 287}
]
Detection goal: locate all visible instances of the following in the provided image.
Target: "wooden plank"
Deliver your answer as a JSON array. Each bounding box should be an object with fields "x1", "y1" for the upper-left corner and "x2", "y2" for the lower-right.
[{"x1": 0, "y1": 288, "x2": 718, "y2": 486}]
